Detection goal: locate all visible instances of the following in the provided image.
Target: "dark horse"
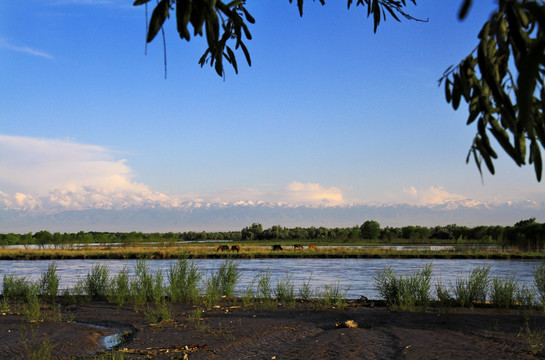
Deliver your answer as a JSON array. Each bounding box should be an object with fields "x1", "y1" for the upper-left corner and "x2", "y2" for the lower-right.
[
  {"x1": 272, "y1": 244, "x2": 283, "y2": 251},
  {"x1": 216, "y1": 245, "x2": 229, "y2": 252},
  {"x1": 231, "y1": 245, "x2": 241, "y2": 253},
  {"x1": 293, "y1": 244, "x2": 304, "y2": 250}
]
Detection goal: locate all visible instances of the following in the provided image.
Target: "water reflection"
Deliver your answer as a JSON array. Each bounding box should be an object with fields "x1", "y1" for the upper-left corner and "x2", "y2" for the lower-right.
[{"x1": 0, "y1": 258, "x2": 540, "y2": 299}]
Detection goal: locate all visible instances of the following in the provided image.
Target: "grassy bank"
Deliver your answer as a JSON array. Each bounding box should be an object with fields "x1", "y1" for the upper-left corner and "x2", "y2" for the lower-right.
[{"x1": 1, "y1": 244, "x2": 545, "y2": 260}]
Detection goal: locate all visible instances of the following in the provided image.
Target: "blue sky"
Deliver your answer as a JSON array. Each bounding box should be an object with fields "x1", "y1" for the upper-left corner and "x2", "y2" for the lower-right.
[{"x1": 1, "y1": 0, "x2": 543, "y2": 226}]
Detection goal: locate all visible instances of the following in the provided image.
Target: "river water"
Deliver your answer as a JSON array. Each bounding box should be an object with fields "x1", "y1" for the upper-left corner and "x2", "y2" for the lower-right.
[{"x1": 0, "y1": 258, "x2": 541, "y2": 300}]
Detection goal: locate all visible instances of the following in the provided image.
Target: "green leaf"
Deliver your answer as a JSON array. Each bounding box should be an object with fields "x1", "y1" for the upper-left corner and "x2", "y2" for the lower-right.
[
  {"x1": 489, "y1": 118, "x2": 518, "y2": 161},
  {"x1": 146, "y1": 0, "x2": 170, "y2": 43},
  {"x1": 176, "y1": 0, "x2": 192, "y2": 41},
  {"x1": 225, "y1": 46, "x2": 238, "y2": 74},
  {"x1": 529, "y1": 140, "x2": 543, "y2": 181},
  {"x1": 383, "y1": 4, "x2": 401, "y2": 22},
  {"x1": 241, "y1": 7, "x2": 255, "y2": 24},
  {"x1": 133, "y1": 0, "x2": 152, "y2": 5},
  {"x1": 444, "y1": 79, "x2": 451, "y2": 103},
  {"x1": 451, "y1": 82, "x2": 461, "y2": 110},
  {"x1": 458, "y1": 0, "x2": 472, "y2": 20},
  {"x1": 372, "y1": 0, "x2": 380, "y2": 33},
  {"x1": 237, "y1": 40, "x2": 251, "y2": 66}
]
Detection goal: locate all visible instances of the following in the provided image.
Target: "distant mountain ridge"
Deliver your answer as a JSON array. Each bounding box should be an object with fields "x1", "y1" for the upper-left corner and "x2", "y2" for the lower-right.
[{"x1": 0, "y1": 200, "x2": 541, "y2": 233}]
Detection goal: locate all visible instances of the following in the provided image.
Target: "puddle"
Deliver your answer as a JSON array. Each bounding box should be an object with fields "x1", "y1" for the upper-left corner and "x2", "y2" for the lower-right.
[
  {"x1": 102, "y1": 332, "x2": 125, "y2": 350},
  {"x1": 76, "y1": 321, "x2": 133, "y2": 352}
]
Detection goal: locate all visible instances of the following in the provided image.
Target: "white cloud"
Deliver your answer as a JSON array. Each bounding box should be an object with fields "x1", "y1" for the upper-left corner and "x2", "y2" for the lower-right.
[
  {"x1": 180, "y1": 181, "x2": 345, "y2": 207},
  {"x1": 282, "y1": 181, "x2": 344, "y2": 206},
  {"x1": 0, "y1": 134, "x2": 179, "y2": 211},
  {"x1": 397, "y1": 186, "x2": 480, "y2": 207},
  {"x1": 0, "y1": 135, "x2": 347, "y2": 211},
  {"x1": 0, "y1": 37, "x2": 53, "y2": 59}
]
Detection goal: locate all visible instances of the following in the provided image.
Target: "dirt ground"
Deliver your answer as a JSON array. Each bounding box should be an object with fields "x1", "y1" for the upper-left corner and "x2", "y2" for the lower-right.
[{"x1": 2, "y1": 300, "x2": 545, "y2": 359}]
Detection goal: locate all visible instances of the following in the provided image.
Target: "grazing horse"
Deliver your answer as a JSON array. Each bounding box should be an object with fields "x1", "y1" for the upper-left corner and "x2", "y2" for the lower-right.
[
  {"x1": 293, "y1": 244, "x2": 304, "y2": 250},
  {"x1": 231, "y1": 245, "x2": 241, "y2": 253},
  {"x1": 308, "y1": 244, "x2": 317, "y2": 249},
  {"x1": 272, "y1": 244, "x2": 283, "y2": 251},
  {"x1": 216, "y1": 245, "x2": 229, "y2": 252}
]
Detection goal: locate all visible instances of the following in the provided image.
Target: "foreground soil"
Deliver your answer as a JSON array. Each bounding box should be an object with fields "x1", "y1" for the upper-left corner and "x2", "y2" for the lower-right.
[{"x1": 2, "y1": 300, "x2": 545, "y2": 359}]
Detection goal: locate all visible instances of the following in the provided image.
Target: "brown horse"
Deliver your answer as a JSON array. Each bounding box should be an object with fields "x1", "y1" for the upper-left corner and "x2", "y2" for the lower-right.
[
  {"x1": 231, "y1": 245, "x2": 241, "y2": 253},
  {"x1": 216, "y1": 245, "x2": 229, "y2": 252},
  {"x1": 308, "y1": 244, "x2": 317, "y2": 249},
  {"x1": 293, "y1": 244, "x2": 304, "y2": 250},
  {"x1": 272, "y1": 244, "x2": 283, "y2": 251}
]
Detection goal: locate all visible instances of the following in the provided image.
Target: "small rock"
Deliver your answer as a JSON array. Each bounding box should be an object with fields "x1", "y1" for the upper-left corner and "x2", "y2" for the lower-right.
[{"x1": 336, "y1": 320, "x2": 358, "y2": 328}]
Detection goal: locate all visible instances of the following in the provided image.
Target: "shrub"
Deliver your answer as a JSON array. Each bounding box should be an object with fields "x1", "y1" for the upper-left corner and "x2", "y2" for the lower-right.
[
  {"x1": 490, "y1": 275, "x2": 517, "y2": 309},
  {"x1": 2, "y1": 274, "x2": 32, "y2": 301},
  {"x1": 516, "y1": 284, "x2": 536, "y2": 309},
  {"x1": 275, "y1": 272, "x2": 295, "y2": 307},
  {"x1": 216, "y1": 259, "x2": 240, "y2": 298},
  {"x1": 241, "y1": 278, "x2": 256, "y2": 307},
  {"x1": 435, "y1": 280, "x2": 454, "y2": 307},
  {"x1": 255, "y1": 270, "x2": 273, "y2": 300},
  {"x1": 108, "y1": 267, "x2": 130, "y2": 306},
  {"x1": 39, "y1": 262, "x2": 59, "y2": 301},
  {"x1": 298, "y1": 273, "x2": 313, "y2": 302},
  {"x1": 203, "y1": 273, "x2": 221, "y2": 307},
  {"x1": 167, "y1": 257, "x2": 201, "y2": 304},
  {"x1": 454, "y1": 266, "x2": 490, "y2": 307},
  {"x1": 374, "y1": 264, "x2": 432, "y2": 310},
  {"x1": 317, "y1": 281, "x2": 350, "y2": 309},
  {"x1": 85, "y1": 264, "x2": 110, "y2": 301},
  {"x1": 23, "y1": 284, "x2": 41, "y2": 322},
  {"x1": 131, "y1": 259, "x2": 163, "y2": 305},
  {"x1": 203, "y1": 259, "x2": 240, "y2": 307},
  {"x1": 533, "y1": 261, "x2": 545, "y2": 308}
]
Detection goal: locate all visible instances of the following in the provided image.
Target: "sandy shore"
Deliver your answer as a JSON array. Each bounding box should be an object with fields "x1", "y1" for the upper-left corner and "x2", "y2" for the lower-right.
[{"x1": 2, "y1": 300, "x2": 545, "y2": 359}]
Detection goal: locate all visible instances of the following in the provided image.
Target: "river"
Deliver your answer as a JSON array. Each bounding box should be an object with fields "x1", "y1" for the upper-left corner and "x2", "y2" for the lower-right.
[{"x1": 0, "y1": 258, "x2": 541, "y2": 300}]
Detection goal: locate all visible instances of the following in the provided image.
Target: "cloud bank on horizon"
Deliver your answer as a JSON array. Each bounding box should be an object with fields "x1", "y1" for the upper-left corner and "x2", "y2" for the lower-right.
[{"x1": 0, "y1": 134, "x2": 516, "y2": 212}]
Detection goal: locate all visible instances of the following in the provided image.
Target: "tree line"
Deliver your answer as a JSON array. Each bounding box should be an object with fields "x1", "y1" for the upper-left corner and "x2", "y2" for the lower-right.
[{"x1": 0, "y1": 218, "x2": 543, "y2": 250}]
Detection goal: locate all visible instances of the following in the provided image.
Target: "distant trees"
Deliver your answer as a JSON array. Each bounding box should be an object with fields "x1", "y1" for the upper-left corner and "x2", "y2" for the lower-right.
[
  {"x1": 1, "y1": 218, "x2": 545, "y2": 250},
  {"x1": 241, "y1": 222, "x2": 263, "y2": 240},
  {"x1": 360, "y1": 220, "x2": 381, "y2": 240}
]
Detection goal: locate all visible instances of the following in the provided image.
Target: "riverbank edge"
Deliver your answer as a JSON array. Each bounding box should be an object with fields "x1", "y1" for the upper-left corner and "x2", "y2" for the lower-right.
[{"x1": 1, "y1": 250, "x2": 544, "y2": 260}]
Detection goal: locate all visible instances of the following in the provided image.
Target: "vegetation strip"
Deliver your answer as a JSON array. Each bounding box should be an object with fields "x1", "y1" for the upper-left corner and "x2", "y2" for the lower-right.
[{"x1": 1, "y1": 246, "x2": 545, "y2": 260}]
